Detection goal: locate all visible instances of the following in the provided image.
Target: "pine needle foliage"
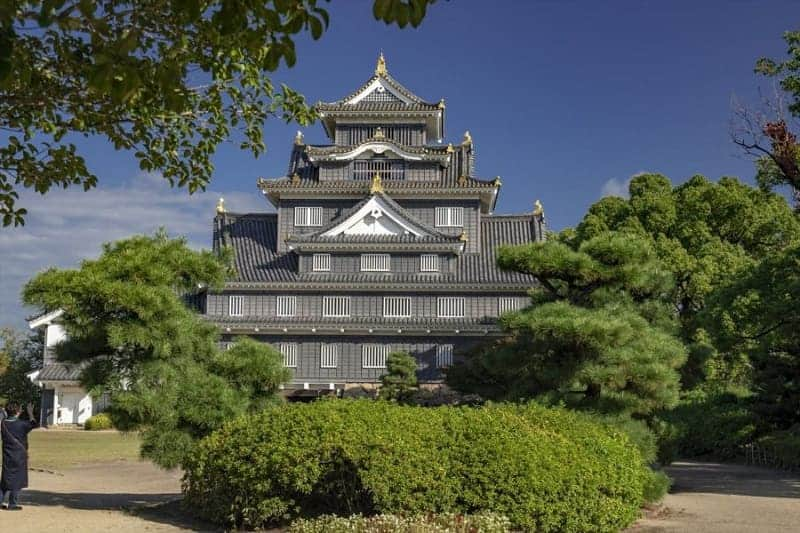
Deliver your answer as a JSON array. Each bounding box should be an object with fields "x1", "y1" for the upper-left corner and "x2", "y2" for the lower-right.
[
  {"x1": 449, "y1": 231, "x2": 686, "y2": 416},
  {"x1": 21, "y1": 230, "x2": 290, "y2": 468},
  {"x1": 379, "y1": 351, "x2": 418, "y2": 403}
]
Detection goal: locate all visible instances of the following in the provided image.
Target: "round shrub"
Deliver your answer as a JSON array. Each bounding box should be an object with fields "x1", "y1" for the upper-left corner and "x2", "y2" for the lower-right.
[
  {"x1": 183, "y1": 400, "x2": 647, "y2": 532},
  {"x1": 84, "y1": 412, "x2": 113, "y2": 430}
]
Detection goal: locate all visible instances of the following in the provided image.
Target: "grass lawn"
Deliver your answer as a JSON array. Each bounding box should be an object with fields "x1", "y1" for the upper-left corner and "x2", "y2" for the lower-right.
[{"x1": 25, "y1": 430, "x2": 142, "y2": 470}]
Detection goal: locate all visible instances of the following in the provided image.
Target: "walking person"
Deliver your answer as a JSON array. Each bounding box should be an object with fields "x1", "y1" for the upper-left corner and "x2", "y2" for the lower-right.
[{"x1": 1, "y1": 402, "x2": 38, "y2": 510}]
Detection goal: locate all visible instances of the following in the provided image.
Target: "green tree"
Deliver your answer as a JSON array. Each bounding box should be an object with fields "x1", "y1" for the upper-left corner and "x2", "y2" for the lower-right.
[
  {"x1": 379, "y1": 351, "x2": 418, "y2": 403},
  {"x1": 573, "y1": 173, "x2": 800, "y2": 386},
  {"x1": 448, "y1": 232, "x2": 686, "y2": 417},
  {"x1": 22, "y1": 230, "x2": 290, "y2": 468},
  {"x1": 700, "y1": 243, "x2": 800, "y2": 429},
  {"x1": 0, "y1": 0, "x2": 439, "y2": 226},
  {"x1": 0, "y1": 328, "x2": 42, "y2": 407}
]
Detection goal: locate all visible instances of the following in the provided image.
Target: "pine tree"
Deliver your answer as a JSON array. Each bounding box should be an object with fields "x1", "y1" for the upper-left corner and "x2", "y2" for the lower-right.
[{"x1": 379, "y1": 351, "x2": 419, "y2": 404}]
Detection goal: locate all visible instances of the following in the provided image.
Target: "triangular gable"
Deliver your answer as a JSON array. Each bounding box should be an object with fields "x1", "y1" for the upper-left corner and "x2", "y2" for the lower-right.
[
  {"x1": 346, "y1": 77, "x2": 414, "y2": 105},
  {"x1": 320, "y1": 195, "x2": 432, "y2": 238}
]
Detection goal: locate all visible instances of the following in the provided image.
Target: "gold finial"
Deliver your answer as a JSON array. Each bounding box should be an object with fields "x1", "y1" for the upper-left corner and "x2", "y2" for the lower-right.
[
  {"x1": 533, "y1": 199, "x2": 544, "y2": 218},
  {"x1": 463, "y1": 130, "x2": 472, "y2": 145},
  {"x1": 438, "y1": 98, "x2": 446, "y2": 109},
  {"x1": 291, "y1": 173, "x2": 301, "y2": 185},
  {"x1": 493, "y1": 176, "x2": 502, "y2": 187},
  {"x1": 373, "y1": 127, "x2": 385, "y2": 139},
  {"x1": 458, "y1": 230, "x2": 468, "y2": 242},
  {"x1": 375, "y1": 52, "x2": 387, "y2": 76},
  {"x1": 446, "y1": 143, "x2": 455, "y2": 153},
  {"x1": 370, "y1": 173, "x2": 384, "y2": 194},
  {"x1": 294, "y1": 130, "x2": 303, "y2": 145},
  {"x1": 458, "y1": 174, "x2": 467, "y2": 186},
  {"x1": 216, "y1": 197, "x2": 226, "y2": 214}
]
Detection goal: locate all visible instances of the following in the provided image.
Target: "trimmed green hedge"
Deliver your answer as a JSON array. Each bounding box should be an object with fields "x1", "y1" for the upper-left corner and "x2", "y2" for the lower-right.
[
  {"x1": 183, "y1": 400, "x2": 647, "y2": 531},
  {"x1": 84, "y1": 412, "x2": 113, "y2": 431}
]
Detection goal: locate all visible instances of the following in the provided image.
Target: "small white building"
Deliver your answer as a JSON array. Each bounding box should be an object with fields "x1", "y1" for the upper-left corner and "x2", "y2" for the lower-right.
[{"x1": 27, "y1": 310, "x2": 104, "y2": 426}]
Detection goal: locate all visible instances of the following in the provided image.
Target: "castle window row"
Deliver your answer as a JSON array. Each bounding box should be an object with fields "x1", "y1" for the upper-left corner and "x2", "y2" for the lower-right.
[
  {"x1": 435, "y1": 206, "x2": 464, "y2": 227},
  {"x1": 352, "y1": 159, "x2": 406, "y2": 181},
  {"x1": 312, "y1": 253, "x2": 439, "y2": 273},
  {"x1": 275, "y1": 342, "x2": 455, "y2": 370},
  {"x1": 226, "y1": 295, "x2": 528, "y2": 319},
  {"x1": 294, "y1": 206, "x2": 323, "y2": 227}
]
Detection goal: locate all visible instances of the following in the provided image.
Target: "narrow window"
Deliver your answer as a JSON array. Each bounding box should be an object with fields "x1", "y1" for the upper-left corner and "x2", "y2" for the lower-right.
[
  {"x1": 361, "y1": 253, "x2": 390, "y2": 272},
  {"x1": 294, "y1": 206, "x2": 323, "y2": 227},
  {"x1": 437, "y1": 297, "x2": 465, "y2": 318},
  {"x1": 498, "y1": 297, "x2": 521, "y2": 315},
  {"x1": 228, "y1": 295, "x2": 244, "y2": 317},
  {"x1": 435, "y1": 207, "x2": 464, "y2": 227},
  {"x1": 276, "y1": 295, "x2": 297, "y2": 317},
  {"x1": 420, "y1": 254, "x2": 439, "y2": 272},
  {"x1": 279, "y1": 343, "x2": 297, "y2": 368},
  {"x1": 383, "y1": 297, "x2": 412, "y2": 318},
  {"x1": 436, "y1": 344, "x2": 454, "y2": 368},
  {"x1": 322, "y1": 296, "x2": 350, "y2": 317},
  {"x1": 362, "y1": 344, "x2": 388, "y2": 368},
  {"x1": 312, "y1": 253, "x2": 331, "y2": 272},
  {"x1": 320, "y1": 344, "x2": 338, "y2": 368}
]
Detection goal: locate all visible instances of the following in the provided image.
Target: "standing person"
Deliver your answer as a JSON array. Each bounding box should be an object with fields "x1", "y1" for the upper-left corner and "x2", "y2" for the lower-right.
[
  {"x1": 1, "y1": 402, "x2": 38, "y2": 510},
  {"x1": 0, "y1": 405, "x2": 6, "y2": 423}
]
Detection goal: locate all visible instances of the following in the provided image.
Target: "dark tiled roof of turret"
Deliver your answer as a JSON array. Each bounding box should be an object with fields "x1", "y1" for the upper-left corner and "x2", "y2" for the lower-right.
[
  {"x1": 38, "y1": 362, "x2": 86, "y2": 381},
  {"x1": 214, "y1": 211, "x2": 541, "y2": 287}
]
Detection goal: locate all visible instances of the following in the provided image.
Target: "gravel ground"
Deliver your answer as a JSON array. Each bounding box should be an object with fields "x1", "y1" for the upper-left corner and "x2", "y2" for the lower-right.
[{"x1": 630, "y1": 461, "x2": 800, "y2": 532}]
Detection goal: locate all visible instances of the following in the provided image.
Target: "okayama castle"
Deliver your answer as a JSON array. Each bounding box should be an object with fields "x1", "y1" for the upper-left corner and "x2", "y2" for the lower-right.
[{"x1": 206, "y1": 54, "x2": 545, "y2": 396}]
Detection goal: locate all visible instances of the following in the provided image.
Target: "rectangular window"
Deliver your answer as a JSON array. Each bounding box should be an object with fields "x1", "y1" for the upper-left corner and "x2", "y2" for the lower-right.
[
  {"x1": 436, "y1": 344, "x2": 454, "y2": 368},
  {"x1": 437, "y1": 297, "x2": 465, "y2": 318},
  {"x1": 322, "y1": 296, "x2": 350, "y2": 317},
  {"x1": 312, "y1": 253, "x2": 331, "y2": 272},
  {"x1": 228, "y1": 295, "x2": 244, "y2": 317},
  {"x1": 435, "y1": 207, "x2": 464, "y2": 227},
  {"x1": 498, "y1": 297, "x2": 521, "y2": 315},
  {"x1": 362, "y1": 344, "x2": 388, "y2": 368},
  {"x1": 276, "y1": 295, "x2": 296, "y2": 317},
  {"x1": 320, "y1": 344, "x2": 338, "y2": 368},
  {"x1": 279, "y1": 343, "x2": 297, "y2": 368},
  {"x1": 420, "y1": 254, "x2": 439, "y2": 272},
  {"x1": 294, "y1": 206, "x2": 323, "y2": 227},
  {"x1": 361, "y1": 253, "x2": 390, "y2": 272},
  {"x1": 383, "y1": 296, "x2": 412, "y2": 318}
]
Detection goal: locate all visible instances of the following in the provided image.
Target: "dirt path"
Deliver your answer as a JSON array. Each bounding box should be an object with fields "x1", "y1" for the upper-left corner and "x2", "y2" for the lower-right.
[
  {"x1": 0, "y1": 460, "x2": 213, "y2": 532},
  {"x1": 632, "y1": 461, "x2": 800, "y2": 532}
]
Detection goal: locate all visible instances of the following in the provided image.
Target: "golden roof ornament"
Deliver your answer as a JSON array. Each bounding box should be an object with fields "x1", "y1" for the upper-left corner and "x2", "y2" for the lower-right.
[
  {"x1": 291, "y1": 173, "x2": 301, "y2": 185},
  {"x1": 533, "y1": 199, "x2": 544, "y2": 218},
  {"x1": 216, "y1": 197, "x2": 225, "y2": 214},
  {"x1": 462, "y1": 130, "x2": 472, "y2": 145},
  {"x1": 458, "y1": 174, "x2": 467, "y2": 186},
  {"x1": 458, "y1": 230, "x2": 468, "y2": 242},
  {"x1": 294, "y1": 130, "x2": 304, "y2": 145},
  {"x1": 370, "y1": 173, "x2": 384, "y2": 194},
  {"x1": 373, "y1": 126, "x2": 385, "y2": 139},
  {"x1": 446, "y1": 143, "x2": 455, "y2": 153},
  {"x1": 438, "y1": 98, "x2": 446, "y2": 109},
  {"x1": 375, "y1": 52, "x2": 387, "y2": 76},
  {"x1": 493, "y1": 176, "x2": 502, "y2": 187}
]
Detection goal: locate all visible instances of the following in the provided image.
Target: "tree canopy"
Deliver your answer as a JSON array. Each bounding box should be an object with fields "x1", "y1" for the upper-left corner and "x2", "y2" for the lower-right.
[
  {"x1": 0, "y1": 0, "x2": 439, "y2": 226},
  {"x1": 571, "y1": 173, "x2": 800, "y2": 385},
  {"x1": 379, "y1": 350, "x2": 418, "y2": 403},
  {"x1": 448, "y1": 231, "x2": 686, "y2": 417},
  {"x1": 0, "y1": 328, "x2": 42, "y2": 407},
  {"x1": 22, "y1": 231, "x2": 290, "y2": 468}
]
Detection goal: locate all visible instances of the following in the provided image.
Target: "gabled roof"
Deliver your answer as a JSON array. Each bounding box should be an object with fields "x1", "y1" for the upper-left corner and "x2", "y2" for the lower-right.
[
  {"x1": 28, "y1": 309, "x2": 64, "y2": 329},
  {"x1": 305, "y1": 137, "x2": 451, "y2": 166},
  {"x1": 214, "y1": 211, "x2": 542, "y2": 288},
  {"x1": 315, "y1": 54, "x2": 445, "y2": 141}
]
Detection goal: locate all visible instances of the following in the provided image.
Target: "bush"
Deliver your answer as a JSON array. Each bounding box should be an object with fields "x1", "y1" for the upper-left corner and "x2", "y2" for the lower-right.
[
  {"x1": 658, "y1": 388, "x2": 756, "y2": 459},
  {"x1": 756, "y1": 428, "x2": 800, "y2": 471},
  {"x1": 183, "y1": 400, "x2": 648, "y2": 532},
  {"x1": 84, "y1": 412, "x2": 113, "y2": 431},
  {"x1": 642, "y1": 470, "x2": 671, "y2": 503},
  {"x1": 288, "y1": 513, "x2": 511, "y2": 533}
]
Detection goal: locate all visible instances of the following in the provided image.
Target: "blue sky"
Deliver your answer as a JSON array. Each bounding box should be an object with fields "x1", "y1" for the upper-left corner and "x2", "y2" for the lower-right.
[{"x1": 1, "y1": 0, "x2": 798, "y2": 327}]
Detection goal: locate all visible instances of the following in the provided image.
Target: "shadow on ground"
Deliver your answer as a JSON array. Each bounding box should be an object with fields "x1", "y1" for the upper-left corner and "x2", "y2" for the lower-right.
[
  {"x1": 21, "y1": 490, "x2": 218, "y2": 531},
  {"x1": 665, "y1": 461, "x2": 800, "y2": 499}
]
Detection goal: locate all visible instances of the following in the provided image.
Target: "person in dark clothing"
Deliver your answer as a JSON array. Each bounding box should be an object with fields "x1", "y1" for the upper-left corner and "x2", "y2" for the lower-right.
[{"x1": 1, "y1": 402, "x2": 38, "y2": 510}]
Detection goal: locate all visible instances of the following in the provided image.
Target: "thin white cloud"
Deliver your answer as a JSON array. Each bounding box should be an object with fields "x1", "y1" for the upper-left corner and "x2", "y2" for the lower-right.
[
  {"x1": 0, "y1": 173, "x2": 269, "y2": 328},
  {"x1": 600, "y1": 177, "x2": 631, "y2": 199}
]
